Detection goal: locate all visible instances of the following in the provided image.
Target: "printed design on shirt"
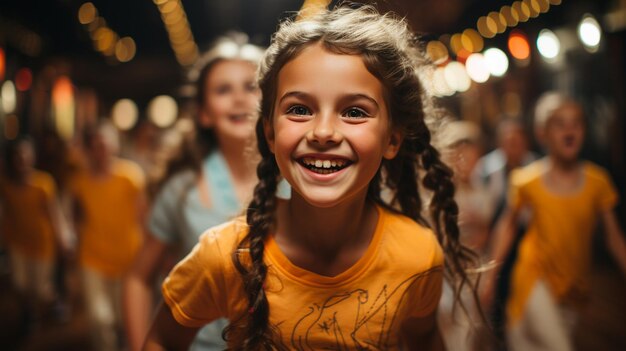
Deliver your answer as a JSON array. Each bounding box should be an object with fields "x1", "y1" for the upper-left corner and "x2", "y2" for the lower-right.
[{"x1": 288, "y1": 269, "x2": 439, "y2": 350}]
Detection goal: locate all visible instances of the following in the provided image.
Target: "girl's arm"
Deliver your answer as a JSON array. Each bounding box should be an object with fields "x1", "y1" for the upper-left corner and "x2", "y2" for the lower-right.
[
  {"x1": 400, "y1": 313, "x2": 445, "y2": 351},
  {"x1": 123, "y1": 235, "x2": 169, "y2": 351},
  {"x1": 143, "y1": 302, "x2": 199, "y2": 351},
  {"x1": 480, "y1": 206, "x2": 520, "y2": 307},
  {"x1": 602, "y1": 210, "x2": 626, "y2": 278}
]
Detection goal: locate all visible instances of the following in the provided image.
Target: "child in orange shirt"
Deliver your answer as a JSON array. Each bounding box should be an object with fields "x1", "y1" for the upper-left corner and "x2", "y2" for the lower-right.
[
  {"x1": 484, "y1": 92, "x2": 626, "y2": 350},
  {"x1": 144, "y1": 4, "x2": 479, "y2": 350}
]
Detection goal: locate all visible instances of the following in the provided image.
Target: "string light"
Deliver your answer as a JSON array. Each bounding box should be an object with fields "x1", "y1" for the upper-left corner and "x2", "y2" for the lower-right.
[{"x1": 77, "y1": 2, "x2": 136, "y2": 63}]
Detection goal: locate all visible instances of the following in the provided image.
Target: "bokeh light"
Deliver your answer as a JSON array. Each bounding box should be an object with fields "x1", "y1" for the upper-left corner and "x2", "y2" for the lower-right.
[
  {"x1": 477, "y1": 16, "x2": 496, "y2": 39},
  {"x1": 465, "y1": 53, "x2": 490, "y2": 83},
  {"x1": 461, "y1": 29, "x2": 484, "y2": 53},
  {"x1": 578, "y1": 14, "x2": 601, "y2": 52},
  {"x1": 426, "y1": 40, "x2": 449, "y2": 65},
  {"x1": 1, "y1": 80, "x2": 17, "y2": 114},
  {"x1": 484, "y1": 48, "x2": 509, "y2": 77},
  {"x1": 115, "y1": 37, "x2": 137, "y2": 62},
  {"x1": 148, "y1": 95, "x2": 178, "y2": 128},
  {"x1": 537, "y1": 29, "x2": 560, "y2": 60},
  {"x1": 508, "y1": 30, "x2": 531, "y2": 60},
  {"x1": 78, "y1": 2, "x2": 98, "y2": 25},
  {"x1": 444, "y1": 61, "x2": 471, "y2": 92},
  {"x1": 15, "y1": 68, "x2": 33, "y2": 91},
  {"x1": 52, "y1": 76, "x2": 75, "y2": 140},
  {"x1": 111, "y1": 99, "x2": 139, "y2": 131},
  {"x1": 0, "y1": 48, "x2": 5, "y2": 81}
]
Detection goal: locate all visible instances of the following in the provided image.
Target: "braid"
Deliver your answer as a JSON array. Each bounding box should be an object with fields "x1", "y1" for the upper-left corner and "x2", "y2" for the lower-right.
[
  {"x1": 225, "y1": 122, "x2": 287, "y2": 350},
  {"x1": 416, "y1": 118, "x2": 484, "y2": 318}
]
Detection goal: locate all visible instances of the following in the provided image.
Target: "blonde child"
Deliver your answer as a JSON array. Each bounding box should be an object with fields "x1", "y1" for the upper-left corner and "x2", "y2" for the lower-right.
[
  {"x1": 484, "y1": 92, "x2": 626, "y2": 350},
  {"x1": 144, "y1": 5, "x2": 478, "y2": 350},
  {"x1": 123, "y1": 35, "x2": 263, "y2": 351},
  {"x1": 69, "y1": 122, "x2": 146, "y2": 351}
]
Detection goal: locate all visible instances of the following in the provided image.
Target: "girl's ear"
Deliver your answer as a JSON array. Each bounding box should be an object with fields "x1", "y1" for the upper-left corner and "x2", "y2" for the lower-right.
[
  {"x1": 383, "y1": 130, "x2": 404, "y2": 159},
  {"x1": 263, "y1": 119, "x2": 275, "y2": 154}
]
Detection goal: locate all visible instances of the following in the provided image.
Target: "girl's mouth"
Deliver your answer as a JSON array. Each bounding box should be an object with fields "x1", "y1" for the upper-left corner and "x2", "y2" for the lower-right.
[
  {"x1": 228, "y1": 114, "x2": 251, "y2": 123},
  {"x1": 298, "y1": 157, "x2": 352, "y2": 175}
]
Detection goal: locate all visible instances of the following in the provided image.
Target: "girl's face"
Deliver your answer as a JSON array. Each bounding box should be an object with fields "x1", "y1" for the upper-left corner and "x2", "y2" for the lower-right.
[
  {"x1": 544, "y1": 102, "x2": 584, "y2": 163},
  {"x1": 199, "y1": 59, "x2": 260, "y2": 144},
  {"x1": 266, "y1": 44, "x2": 402, "y2": 208}
]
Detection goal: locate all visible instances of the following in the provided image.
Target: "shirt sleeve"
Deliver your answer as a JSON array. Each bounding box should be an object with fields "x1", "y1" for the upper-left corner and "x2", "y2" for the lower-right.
[
  {"x1": 596, "y1": 169, "x2": 619, "y2": 212},
  {"x1": 161, "y1": 228, "x2": 230, "y2": 327},
  {"x1": 148, "y1": 173, "x2": 192, "y2": 244}
]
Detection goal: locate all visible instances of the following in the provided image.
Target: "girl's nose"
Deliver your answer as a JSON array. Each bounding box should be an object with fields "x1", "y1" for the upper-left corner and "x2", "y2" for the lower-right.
[{"x1": 307, "y1": 113, "x2": 341, "y2": 146}]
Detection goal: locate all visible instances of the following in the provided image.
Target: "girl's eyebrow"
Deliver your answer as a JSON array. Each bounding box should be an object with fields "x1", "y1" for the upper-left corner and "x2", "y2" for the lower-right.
[{"x1": 278, "y1": 91, "x2": 380, "y2": 108}]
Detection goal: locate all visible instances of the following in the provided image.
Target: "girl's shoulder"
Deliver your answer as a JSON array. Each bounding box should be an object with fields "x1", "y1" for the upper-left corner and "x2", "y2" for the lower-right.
[
  {"x1": 379, "y1": 207, "x2": 444, "y2": 266},
  {"x1": 194, "y1": 216, "x2": 249, "y2": 262}
]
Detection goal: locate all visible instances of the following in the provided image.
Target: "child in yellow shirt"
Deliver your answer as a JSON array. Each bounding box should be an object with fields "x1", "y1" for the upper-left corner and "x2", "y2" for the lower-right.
[{"x1": 484, "y1": 92, "x2": 626, "y2": 351}]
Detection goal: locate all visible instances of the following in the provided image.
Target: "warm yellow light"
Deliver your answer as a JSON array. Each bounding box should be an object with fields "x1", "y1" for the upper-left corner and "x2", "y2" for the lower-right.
[
  {"x1": 95, "y1": 27, "x2": 117, "y2": 55},
  {"x1": 115, "y1": 37, "x2": 136, "y2": 62},
  {"x1": 516, "y1": 1, "x2": 531, "y2": 22},
  {"x1": 488, "y1": 12, "x2": 507, "y2": 34},
  {"x1": 426, "y1": 41, "x2": 449, "y2": 65},
  {"x1": 78, "y1": 2, "x2": 98, "y2": 25},
  {"x1": 159, "y1": 0, "x2": 179, "y2": 14},
  {"x1": 153, "y1": 0, "x2": 169, "y2": 5},
  {"x1": 537, "y1": 0, "x2": 550, "y2": 13},
  {"x1": 52, "y1": 76, "x2": 75, "y2": 140},
  {"x1": 477, "y1": 16, "x2": 496, "y2": 38},
  {"x1": 450, "y1": 33, "x2": 463, "y2": 55},
  {"x1": 501, "y1": 6, "x2": 519, "y2": 27},
  {"x1": 526, "y1": 0, "x2": 540, "y2": 18},
  {"x1": 163, "y1": 8, "x2": 185, "y2": 25},
  {"x1": 462, "y1": 29, "x2": 484, "y2": 53}
]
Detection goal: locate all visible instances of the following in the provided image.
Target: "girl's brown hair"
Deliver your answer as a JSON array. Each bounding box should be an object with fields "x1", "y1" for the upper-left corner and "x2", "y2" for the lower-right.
[{"x1": 226, "y1": 4, "x2": 480, "y2": 349}]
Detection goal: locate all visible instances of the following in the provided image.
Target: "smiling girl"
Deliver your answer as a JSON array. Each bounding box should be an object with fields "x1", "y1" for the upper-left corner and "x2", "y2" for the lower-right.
[{"x1": 144, "y1": 5, "x2": 477, "y2": 350}]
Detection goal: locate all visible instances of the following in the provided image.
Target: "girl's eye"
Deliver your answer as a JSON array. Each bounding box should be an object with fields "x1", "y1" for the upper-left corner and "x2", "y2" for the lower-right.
[
  {"x1": 215, "y1": 85, "x2": 231, "y2": 94},
  {"x1": 343, "y1": 108, "x2": 368, "y2": 119},
  {"x1": 286, "y1": 105, "x2": 311, "y2": 116}
]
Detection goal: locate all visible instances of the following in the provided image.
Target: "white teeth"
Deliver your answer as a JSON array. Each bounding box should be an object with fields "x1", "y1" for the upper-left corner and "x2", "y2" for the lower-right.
[{"x1": 301, "y1": 157, "x2": 349, "y2": 170}]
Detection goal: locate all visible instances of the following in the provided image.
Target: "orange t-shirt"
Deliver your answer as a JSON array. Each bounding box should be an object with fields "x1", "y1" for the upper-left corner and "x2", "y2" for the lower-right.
[
  {"x1": 506, "y1": 160, "x2": 618, "y2": 324},
  {"x1": 162, "y1": 206, "x2": 444, "y2": 349},
  {"x1": 70, "y1": 158, "x2": 145, "y2": 277},
  {"x1": 0, "y1": 171, "x2": 57, "y2": 261}
]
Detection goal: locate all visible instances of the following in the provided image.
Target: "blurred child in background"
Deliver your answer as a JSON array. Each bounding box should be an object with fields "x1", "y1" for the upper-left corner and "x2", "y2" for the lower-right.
[
  {"x1": 484, "y1": 92, "x2": 626, "y2": 351},
  {"x1": 0, "y1": 137, "x2": 65, "y2": 328},
  {"x1": 123, "y1": 35, "x2": 263, "y2": 351},
  {"x1": 438, "y1": 120, "x2": 493, "y2": 351},
  {"x1": 69, "y1": 121, "x2": 146, "y2": 351}
]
